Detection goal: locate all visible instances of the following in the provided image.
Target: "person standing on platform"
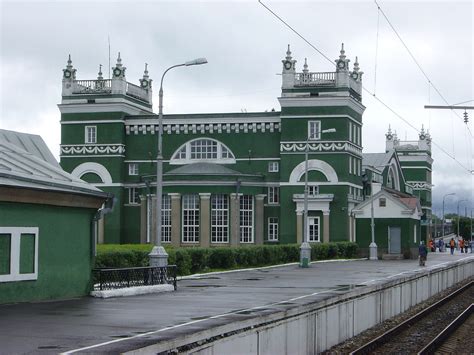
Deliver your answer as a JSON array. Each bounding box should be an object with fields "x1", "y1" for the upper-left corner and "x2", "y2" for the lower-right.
[
  {"x1": 429, "y1": 239, "x2": 435, "y2": 252},
  {"x1": 419, "y1": 241, "x2": 428, "y2": 266},
  {"x1": 459, "y1": 238, "x2": 464, "y2": 253},
  {"x1": 449, "y1": 238, "x2": 455, "y2": 255},
  {"x1": 438, "y1": 239, "x2": 444, "y2": 252}
]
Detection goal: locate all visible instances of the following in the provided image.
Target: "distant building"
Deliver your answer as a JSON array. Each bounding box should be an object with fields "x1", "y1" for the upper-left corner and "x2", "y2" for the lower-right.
[
  {"x1": 0, "y1": 129, "x2": 109, "y2": 304},
  {"x1": 58, "y1": 45, "x2": 432, "y2": 258}
]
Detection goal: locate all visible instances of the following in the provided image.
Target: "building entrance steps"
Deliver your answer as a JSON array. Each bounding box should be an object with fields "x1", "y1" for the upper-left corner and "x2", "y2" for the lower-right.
[{"x1": 0, "y1": 253, "x2": 472, "y2": 354}]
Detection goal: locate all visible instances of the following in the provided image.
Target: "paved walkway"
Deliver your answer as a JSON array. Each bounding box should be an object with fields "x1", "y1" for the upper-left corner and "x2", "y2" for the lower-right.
[{"x1": 0, "y1": 252, "x2": 472, "y2": 354}]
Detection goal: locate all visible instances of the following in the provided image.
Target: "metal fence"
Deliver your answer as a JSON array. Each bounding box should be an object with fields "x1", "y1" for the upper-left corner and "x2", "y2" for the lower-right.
[{"x1": 92, "y1": 265, "x2": 177, "y2": 291}]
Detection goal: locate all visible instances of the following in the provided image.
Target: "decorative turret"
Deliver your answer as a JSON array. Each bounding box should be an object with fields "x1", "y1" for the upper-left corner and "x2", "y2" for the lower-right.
[
  {"x1": 385, "y1": 125, "x2": 394, "y2": 152},
  {"x1": 139, "y1": 63, "x2": 153, "y2": 103},
  {"x1": 351, "y1": 56, "x2": 363, "y2": 82},
  {"x1": 302, "y1": 58, "x2": 309, "y2": 74},
  {"x1": 111, "y1": 52, "x2": 127, "y2": 95},
  {"x1": 335, "y1": 43, "x2": 350, "y2": 72},
  {"x1": 281, "y1": 44, "x2": 297, "y2": 89},
  {"x1": 418, "y1": 125, "x2": 431, "y2": 151},
  {"x1": 97, "y1": 64, "x2": 104, "y2": 80},
  {"x1": 62, "y1": 55, "x2": 77, "y2": 95}
]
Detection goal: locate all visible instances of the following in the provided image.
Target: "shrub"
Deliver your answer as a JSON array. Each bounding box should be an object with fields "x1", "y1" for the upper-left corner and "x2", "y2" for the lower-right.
[{"x1": 94, "y1": 242, "x2": 358, "y2": 275}]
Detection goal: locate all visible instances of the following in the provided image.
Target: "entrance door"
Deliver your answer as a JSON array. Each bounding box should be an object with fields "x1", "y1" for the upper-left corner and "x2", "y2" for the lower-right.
[
  {"x1": 307, "y1": 217, "x2": 320, "y2": 242},
  {"x1": 389, "y1": 226, "x2": 401, "y2": 254}
]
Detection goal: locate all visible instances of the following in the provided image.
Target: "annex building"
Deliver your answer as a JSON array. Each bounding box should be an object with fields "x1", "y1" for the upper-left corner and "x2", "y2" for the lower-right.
[{"x1": 58, "y1": 45, "x2": 432, "y2": 257}]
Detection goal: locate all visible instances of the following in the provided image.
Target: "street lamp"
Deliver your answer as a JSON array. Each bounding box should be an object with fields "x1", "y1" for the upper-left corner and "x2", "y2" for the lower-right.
[
  {"x1": 442, "y1": 193, "x2": 456, "y2": 239},
  {"x1": 149, "y1": 58, "x2": 208, "y2": 268},
  {"x1": 300, "y1": 127, "x2": 336, "y2": 268},
  {"x1": 457, "y1": 199, "x2": 468, "y2": 239}
]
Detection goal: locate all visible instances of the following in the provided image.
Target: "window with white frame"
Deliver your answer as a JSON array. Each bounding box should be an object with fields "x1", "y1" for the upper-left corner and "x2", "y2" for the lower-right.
[
  {"x1": 414, "y1": 224, "x2": 417, "y2": 243},
  {"x1": 211, "y1": 194, "x2": 229, "y2": 243},
  {"x1": 0, "y1": 227, "x2": 38, "y2": 282},
  {"x1": 353, "y1": 125, "x2": 357, "y2": 145},
  {"x1": 308, "y1": 121, "x2": 321, "y2": 140},
  {"x1": 128, "y1": 187, "x2": 139, "y2": 204},
  {"x1": 128, "y1": 163, "x2": 139, "y2": 176},
  {"x1": 171, "y1": 138, "x2": 235, "y2": 164},
  {"x1": 182, "y1": 195, "x2": 200, "y2": 243},
  {"x1": 268, "y1": 161, "x2": 279, "y2": 172},
  {"x1": 240, "y1": 195, "x2": 254, "y2": 243},
  {"x1": 85, "y1": 126, "x2": 97, "y2": 144},
  {"x1": 308, "y1": 185, "x2": 319, "y2": 196},
  {"x1": 267, "y1": 187, "x2": 279, "y2": 204},
  {"x1": 349, "y1": 157, "x2": 353, "y2": 175},
  {"x1": 349, "y1": 122, "x2": 353, "y2": 142},
  {"x1": 268, "y1": 217, "x2": 279, "y2": 241},
  {"x1": 161, "y1": 195, "x2": 171, "y2": 243},
  {"x1": 307, "y1": 217, "x2": 320, "y2": 242}
]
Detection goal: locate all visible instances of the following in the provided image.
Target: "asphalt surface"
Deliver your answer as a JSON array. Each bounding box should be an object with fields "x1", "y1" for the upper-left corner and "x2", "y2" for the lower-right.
[{"x1": 0, "y1": 252, "x2": 472, "y2": 354}]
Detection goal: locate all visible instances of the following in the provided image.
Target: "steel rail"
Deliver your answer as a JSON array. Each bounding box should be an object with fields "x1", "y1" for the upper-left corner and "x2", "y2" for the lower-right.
[
  {"x1": 417, "y1": 303, "x2": 473, "y2": 355},
  {"x1": 349, "y1": 280, "x2": 473, "y2": 355}
]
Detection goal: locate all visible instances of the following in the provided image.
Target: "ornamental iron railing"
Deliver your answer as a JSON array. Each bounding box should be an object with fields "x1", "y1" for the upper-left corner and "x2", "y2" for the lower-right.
[
  {"x1": 73, "y1": 79, "x2": 112, "y2": 94},
  {"x1": 92, "y1": 265, "x2": 177, "y2": 291},
  {"x1": 294, "y1": 72, "x2": 335, "y2": 86}
]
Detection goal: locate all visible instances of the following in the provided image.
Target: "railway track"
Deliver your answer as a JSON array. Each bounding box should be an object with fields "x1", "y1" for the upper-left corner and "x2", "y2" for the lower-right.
[{"x1": 349, "y1": 281, "x2": 473, "y2": 355}]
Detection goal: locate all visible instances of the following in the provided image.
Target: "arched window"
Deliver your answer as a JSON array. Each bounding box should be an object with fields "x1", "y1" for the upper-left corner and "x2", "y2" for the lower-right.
[{"x1": 170, "y1": 138, "x2": 235, "y2": 165}]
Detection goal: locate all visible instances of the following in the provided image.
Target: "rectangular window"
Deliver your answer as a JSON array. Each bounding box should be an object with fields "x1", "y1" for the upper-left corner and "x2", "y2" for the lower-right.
[
  {"x1": 0, "y1": 227, "x2": 38, "y2": 282},
  {"x1": 308, "y1": 217, "x2": 320, "y2": 242},
  {"x1": 268, "y1": 217, "x2": 279, "y2": 241},
  {"x1": 358, "y1": 126, "x2": 361, "y2": 145},
  {"x1": 182, "y1": 195, "x2": 200, "y2": 243},
  {"x1": 379, "y1": 198, "x2": 386, "y2": 207},
  {"x1": 349, "y1": 157, "x2": 353, "y2": 175},
  {"x1": 128, "y1": 188, "x2": 139, "y2": 204},
  {"x1": 308, "y1": 185, "x2": 319, "y2": 196},
  {"x1": 85, "y1": 126, "x2": 97, "y2": 144},
  {"x1": 308, "y1": 121, "x2": 321, "y2": 140},
  {"x1": 240, "y1": 195, "x2": 254, "y2": 243},
  {"x1": 268, "y1": 162, "x2": 279, "y2": 172},
  {"x1": 190, "y1": 139, "x2": 218, "y2": 160},
  {"x1": 349, "y1": 122, "x2": 353, "y2": 142},
  {"x1": 161, "y1": 195, "x2": 171, "y2": 243},
  {"x1": 414, "y1": 224, "x2": 417, "y2": 243},
  {"x1": 128, "y1": 163, "x2": 139, "y2": 176},
  {"x1": 268, "y1": 187, "x2": 279, "y2": 204},
  {"x1": 353, "y1": 125, "x2": 357, "y2": 145},
  {"x1": 211, "y1": 194, "x2": 229, "y2": 243}
]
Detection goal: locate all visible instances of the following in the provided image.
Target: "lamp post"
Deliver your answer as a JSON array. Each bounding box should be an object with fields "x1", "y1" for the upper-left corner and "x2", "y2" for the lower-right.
[
  {"x1": 441, "y1": 192, "x2": 456, "y2": 240},
  {"x1": 300, "y1": 127, "x2": 336, "y2": 268},
  {"x1": 149, "y1": 58, "x2": 208, "y2": 268},
  {"x1": 456, "y1": 199, "x2": 467, "y2": 239}
]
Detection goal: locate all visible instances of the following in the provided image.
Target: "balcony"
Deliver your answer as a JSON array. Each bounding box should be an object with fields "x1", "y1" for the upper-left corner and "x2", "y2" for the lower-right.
[
  {"x1": 294, "y1": 72, "x2": 336, "y2": 87},
  {"x1": 70, "y1": 79, "x2": 150, "y2": 103}
]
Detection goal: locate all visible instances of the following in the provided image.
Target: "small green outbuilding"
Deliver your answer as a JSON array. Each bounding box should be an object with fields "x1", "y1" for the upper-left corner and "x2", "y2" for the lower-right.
[{"x1": 0, "y1": 130, "x2": 109, "y2": 304}]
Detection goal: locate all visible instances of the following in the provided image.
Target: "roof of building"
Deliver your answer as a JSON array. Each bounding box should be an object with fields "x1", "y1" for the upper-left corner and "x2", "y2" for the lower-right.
[
  {"x1": 165, "y1": 163, "x2": 261, "y2": 177},
  {"x1": 0, "y1": 129, "x2": 59, "y2": 168},
  {"x1": 362, "y1": 152, "x2": 393, "y2": 170},
  {"x1": 0, "y1": 135, "x2": 108, "y2": 198}
]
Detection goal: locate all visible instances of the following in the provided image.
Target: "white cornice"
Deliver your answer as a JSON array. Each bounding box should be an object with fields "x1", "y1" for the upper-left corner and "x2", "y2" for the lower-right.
[
  {"x1": 278, "y1": 96, "x2": 366, "y2": 115},
  {"x1": 279, "y1": 114, "x2": 362, "y2": 125},
  {"x1": 124, "y1": 116, "x2": 281, "y2": 126},
  {"x1": 61, "y1": 120, "x2": 124, "y2": 125},
  {"x1": 58, "y1": 100, "x2": 153, "y2": 115}
]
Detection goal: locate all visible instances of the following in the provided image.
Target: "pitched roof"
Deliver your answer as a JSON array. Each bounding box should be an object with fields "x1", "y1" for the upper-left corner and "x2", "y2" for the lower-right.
[
  {"x1": 0, "y1": 129, "x2": 59, "y2": 168},
  {"x1": 0, "y1": 135, "x2": 107, "y2": 198},
  {"x1": 362, "y1": 152, "x2": 393, "y2": 170}
]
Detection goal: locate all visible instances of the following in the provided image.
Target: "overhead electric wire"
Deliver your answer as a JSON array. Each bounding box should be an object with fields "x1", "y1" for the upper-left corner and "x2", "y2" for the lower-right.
[
  {"x1": 257, "y1": 0, "x2": 472, "y2": 174},
  {"x1": 374, "y1": 0, "x2": 472, "y2": 136}
]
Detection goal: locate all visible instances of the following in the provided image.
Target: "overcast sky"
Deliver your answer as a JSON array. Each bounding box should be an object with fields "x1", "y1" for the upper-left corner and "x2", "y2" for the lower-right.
[{"x1": 1, "y1": 0, "x2": 473, "y2": 214}]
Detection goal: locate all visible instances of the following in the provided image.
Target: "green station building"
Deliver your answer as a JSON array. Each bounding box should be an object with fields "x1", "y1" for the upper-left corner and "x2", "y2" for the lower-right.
[{"x1": 58, "y1": 45, "x2": 432, "y2": 257}]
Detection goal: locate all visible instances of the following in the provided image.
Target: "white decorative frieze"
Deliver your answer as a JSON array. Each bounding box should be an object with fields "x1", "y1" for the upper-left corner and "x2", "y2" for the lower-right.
[
  {"x1": 280, "y1": 141, "x2": 362, "y2": 155},
  {"x1": 61, "y1": 144, "x2": 125, "y2": 155},
  {"x1": 125, "y1": 122, "x2": 281, "y2": 136},
  {"x1": 406, "y1": 181, "x2": 433, "y2": 190}
]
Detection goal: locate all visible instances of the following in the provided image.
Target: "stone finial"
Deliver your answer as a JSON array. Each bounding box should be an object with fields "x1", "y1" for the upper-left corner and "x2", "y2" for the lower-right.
[
  {"x1": 143, "y1": 63, "x2": 149, "y2": 80},
  {"x1": 339, "y1": 43, "x2": 346, "y2": 61},
  {"x1": 353, "y1": 56, "x2": 359, "y2": 72},
  {"x1": 286, "y1": 44, "x2": 292, "y2": 61},
  {"x1": 303, "y1": 58, "x2": 309, "y2": 74},
  {"x1": 63, "y1": 54, "x2": 76, "y2": 80},
  {"x1": 116, "y1": 52, "x2": 123, "y2": 68},
  {"x1": 97, "y1": 64, "x2": 103, "y2": 80},
  {"x1": 386, "y1": 125, "x2": 393, "y2": 138}
]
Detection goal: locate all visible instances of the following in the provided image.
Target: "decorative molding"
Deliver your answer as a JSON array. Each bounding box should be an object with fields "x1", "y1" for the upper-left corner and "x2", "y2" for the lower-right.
[
  {"x1": 289, "y1": 159, "x2": 339, "y2": 183},
  {"x1": 280, "y1": 141, "x2": 362, "y2": 155},
  {"x1": 125, "y1": 122, "x2": 281, "y2": 136},
  {"x1": 71, "y1": 162, "x2": 113, "y2": 184},
  {"x1": 406, "y1": 181, "x2": 433, "y2": 190},
  {"x1": 61, "y1": 144, "x2": 125, "y2": 156}
]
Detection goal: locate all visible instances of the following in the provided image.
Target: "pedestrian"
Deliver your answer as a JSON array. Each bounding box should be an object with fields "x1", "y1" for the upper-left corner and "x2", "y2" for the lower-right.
[
  {"x1": 449, "y1": 238, "x2": 455, "y2": 255},
  {"x1": 459, "y1": 238, "x2": 464, "y2": 253},
  {"x1": 429, "y1": 239, "x2": 435, "y2": 252},
  {"x1": 419, "y1": 241, "x2": 428, "y2": 266},
  {"x1": 439, "y1": 239, "x2": 445, "y2": 252},
  {"x1": 464, "y1": 240, "x2": 469, "y2": 253}
]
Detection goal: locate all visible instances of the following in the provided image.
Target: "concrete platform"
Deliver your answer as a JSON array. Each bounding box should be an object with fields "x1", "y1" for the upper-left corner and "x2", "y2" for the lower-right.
[{"x1": 0, "y1": 252, "x2": 472, "y2": 354}]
